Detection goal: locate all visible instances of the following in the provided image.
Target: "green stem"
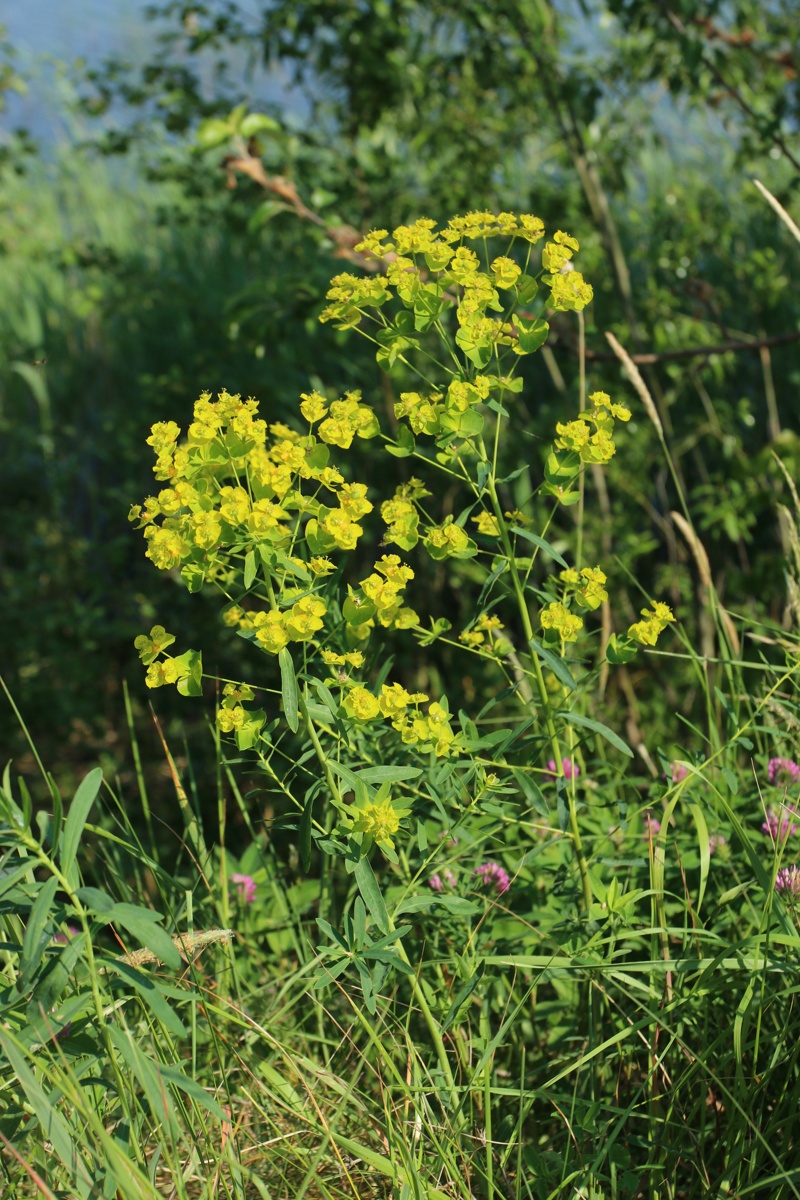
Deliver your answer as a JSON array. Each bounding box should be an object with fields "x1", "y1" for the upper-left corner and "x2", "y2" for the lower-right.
[
  {"x1": 482, "y1": 442, "x2": 593, "y2": 914},
  {"x1": 299, "y1": 694, "x2": 341, "y2": 930},
  {"x1": 304, "y1": 706, "x2": 463, "y2": 1120}
]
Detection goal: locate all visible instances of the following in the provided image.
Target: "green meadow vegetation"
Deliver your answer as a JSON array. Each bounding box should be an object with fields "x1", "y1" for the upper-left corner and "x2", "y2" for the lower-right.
[{"x1": 1, "y1": 3, "x2": 800, "y2": 1196}]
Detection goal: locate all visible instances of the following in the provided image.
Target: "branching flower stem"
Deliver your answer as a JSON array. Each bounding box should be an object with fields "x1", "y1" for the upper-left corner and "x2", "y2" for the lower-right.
[
  {"x1": 302, "y1": 700, "x2": 463, "y2": 1118},
  {"x1": 481, "y1": 437, "x2": 593, "y2": 915}
]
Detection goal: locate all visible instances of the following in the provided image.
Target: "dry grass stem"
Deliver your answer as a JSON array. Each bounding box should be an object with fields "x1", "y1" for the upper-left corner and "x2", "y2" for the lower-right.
[
  {"x1": 604, "y1": 331, "x2": 663, "y2": 436},
  {"x1": 671, "y1": 511, "x2": 741, "y2": 655},
  {"x1": 753, "y1": 178, "x2": 800, "y2": 245},
  {"x1": 119, "y1": 927, "x2": 234, "y2": 968}
]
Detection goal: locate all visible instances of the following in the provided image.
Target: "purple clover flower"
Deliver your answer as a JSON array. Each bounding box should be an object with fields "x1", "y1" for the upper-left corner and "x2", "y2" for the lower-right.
[
  {"x1": 472, "y1": 861, "x2": 511, "y2": 895},
  {"x1": 761, "y1": 807, "x2": 799, "y2": 841},
  {"x1": 52, "y1": 925, "x2": 80, "y2": 945},
  {"x1": 230, "y1": 873, "x2": 257, "y2": 904},
  {"x1": 669, "y1": 762, "x2": 688, "y2": 784},
  {"x1": 768, "y1": 757, "x2": 800, "y2": 787},
  {"x1": 775, "y1": 865, "x2": 800, "y2": 897},
  {"x1": 643, "y1": 814, "x2": 661, "y2": 837},
  {"x1": 428, "y1": 874, "x2": 444, "y2": 892},
  {"x1": 544, "y1": 758, "x2": 580, "y2": 781},
  {"x1": 443, "y1": 869, "x2": 457, "y2": 888}
]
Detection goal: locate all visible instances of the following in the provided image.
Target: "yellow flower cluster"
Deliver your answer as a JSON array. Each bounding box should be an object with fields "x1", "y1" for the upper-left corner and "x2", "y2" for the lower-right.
[
  {"x1": 628, "y1": 602, "x2": 676, "y2": 647},
  {"x1": 393, "y1": 375, "x2": 491, "y2": 440},
  {"x1": 300, "y1": 388, "x2": 380, "y2": 449},
  {"x1": 540, "y1": 601, "x2": 584, "y2": 644},
  {"x1": 321, "y1": 649, "x2": 365, "y2": 671},
  {"x1": 339, "y1": 680, "x2": 456, "y2": 757},
  {"x1": 356, "y1": 212, "x2": 544, "y2": 258},
  {"x1": 348, "y1": 791, "x2": 413, "y2": 855},
  {"x1": 319, "y1": 273, "x2": 391, "y2": 326},
  {"x1": 133, "y1": 625, "x2": 202, "y2": 695},
  {"x1": 351, "y1": 798, "x2": 401, "y2": 843},
  {"x1": 379, "y1": 479, "x2": 428, "y2": 550},
  {"x1": 331, "y1": 213, "x2": 593, "y2": 361},
  {"x1": 245, "y1": 595, "x2": 328, "y2": 654},
  {"x1": 554, "y1": 391, "x2": 632, "y2": 467},
  {"x1": 360, "y1": 555, "x2": 419, "y2": 629},
  {"x1": 560, "y1": 566, "x2": 609, "y2": 610},
  {"x1": 460, "y1": 613, "x2": 511, "y2": 655},
  {"x1": 472, "y1": 511, "x2": 501, "y2": 537},
  {"x1": 541, "y1": 230, "x2": 580, "y2": 272},
  {"x1": 423, "y1": 518, "x2": 474, "y2": 560},
  {"x1": 144, "y1": 658, "x2": 190, "y2": 689},
  {"x1": 130, "y1": 390, "x2": 382, "y2": 594}
]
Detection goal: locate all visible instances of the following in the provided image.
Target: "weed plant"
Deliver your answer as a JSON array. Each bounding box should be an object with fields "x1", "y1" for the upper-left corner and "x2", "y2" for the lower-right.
[{"x1": 2, "y1": 201, "x2": 800, "y2": 1199}]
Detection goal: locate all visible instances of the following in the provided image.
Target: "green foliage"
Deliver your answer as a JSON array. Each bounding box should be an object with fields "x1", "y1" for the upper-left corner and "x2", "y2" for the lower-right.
[{"x1": 3, "y1": 4, "x2": 800, "y2": 1194}]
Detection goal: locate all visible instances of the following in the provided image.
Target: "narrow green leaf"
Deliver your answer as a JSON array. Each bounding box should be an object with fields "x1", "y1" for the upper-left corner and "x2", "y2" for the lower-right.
[
  {"x1": 477, "y1": 559, "x2": 508, "y2": 609},
  {"x1": 511, "y1": 526, "x2": 568, "y2": 568},
  {"x1": 442, "y1": 965, "x2": 484, "y2": 1032},
  {"x1": 300, "y1": 791, "x2": 314, "y2": 872},
  {"x1": 76, "y1": 885, "x2": 116, "y2": 915},
  {"x1": 0, "y1": 1027, "x2": 95, "y2": 1197},
  {"x1": 279, "y1": 647, "x2": 299, "y2": 732},
  {"x1": 244, "y1": 549, "x2": 257, "y2": 589},
  {"x1": 396, "y1": 894, "x2": 479, "y2": 917},
  {"x1": 0, "y1": 856, "x2": 39, "y2": 900},
  {"x1": 106, "y1": 1024, "x2": 178, "y2": 1130},
  {"x1": 556, "y1": 780, "x2": 570, "y2": 833},
  {"x1": 27, "y1": 932, "x2": 87, "y2": 1023},
  {"x1": 558, "y1": 710, "x2": 633, "y2": 757},
  {"x1": 61, "y1": 767, "x2": 103, "y2": 880},
  {"x1": 109, "y1": 903, "x2": 181, "y2": 969},
  {"x1": 529, "y1": 638, "x2": 577, "y2": 692},
  {"x1": 159, "y1": 1062, "x2": 229, "y2": 1120},
  {"x1": 20, "y1": 877, "x2": 58, "y2": 989},
  {"x1": 690, "y1": 802, "x2": 710, "y2": 913},
  {"x1": 103, "y1": 960, "x2": 186, "y2": 1036},
  {"x1": 354, "y1": 858, "x2": 389, "y2": 935},
  {"x1": 355, "y1": 766, "x2": 423, "y2": 784},
  {"x1": 49, "y1": 779, "x2": 63, "y2": 859}
]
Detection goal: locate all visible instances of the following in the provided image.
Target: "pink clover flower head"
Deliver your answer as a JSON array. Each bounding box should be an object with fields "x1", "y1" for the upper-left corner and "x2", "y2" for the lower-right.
[
  {"x1": 761, "y1": 807, "x2": 799, "y2": 841},
  {"x1": 709, "y1": 834, "x2": 727, "y2": 855},
  {"x1": 668, "y1": 762, "x2": 688, "y2": 784},
  {"x1": 643, "y1": 813, "x2": 661, "y2": 837},
  {"x1": 768, "y1": 757, "x2": 800, "y2": 787},
  {"x1": 443, "y1": 869, "x2": 457, "y2": 888},
  {"x1": 472, "y1": 861, "x2": 511, "y2": 895},
  {"x1": 53, "y1": 925, "x2": 80, "y2": 945},
  {"x1": 428, "y1": 874, "x2": 444, "y2": 892},
  {"x1": 775, "y1": 865, "x2": 800, "y2": 898},
  {"x1": 544, "y1": 757, "x2": 580, "y2": 781},
  {"x1": 230, "y1": 873, "x2": 257, "y2": 904}
]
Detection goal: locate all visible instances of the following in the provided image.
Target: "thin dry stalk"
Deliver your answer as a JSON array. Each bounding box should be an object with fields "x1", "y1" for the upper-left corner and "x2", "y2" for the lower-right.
[
  {"x1": 119, "y1": 928, "x2": 234, "y2": 968},
  {"x1": 670, "y1": 510, "x2": 741, "y2": 655},
  {"x1": 605, "y1": 331, "x2": 663, "y2": 436},
  {"x1": 753, "y1": 178, "x2": 800, "y2": 245}
]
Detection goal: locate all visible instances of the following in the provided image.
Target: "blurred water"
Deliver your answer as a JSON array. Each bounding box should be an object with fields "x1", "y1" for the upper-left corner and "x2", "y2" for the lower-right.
[
  {"x1": 2, "y1": 0, "x2": 154, "y2": 62},
  {"x1": 0, "y1": 0, "x2": 307, "y2": 143}
]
